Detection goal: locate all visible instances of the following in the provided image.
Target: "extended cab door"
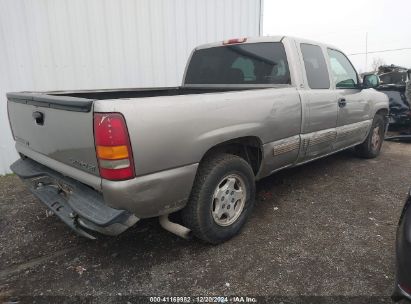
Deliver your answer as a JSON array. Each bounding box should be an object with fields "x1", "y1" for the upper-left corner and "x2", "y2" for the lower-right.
[
  {"x1": 326, "y1": 49, "x2": 371, "y2": 150},
  {"x1": 296, "y1": 43, "x2": 338, "y2": 162}
]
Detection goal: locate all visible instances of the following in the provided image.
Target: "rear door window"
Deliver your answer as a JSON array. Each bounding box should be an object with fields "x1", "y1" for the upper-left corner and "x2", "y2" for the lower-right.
[
  {"x1": 300, "y1": 44, "x2": 330, "y2": 89},
  {"x1": 185, "y1": 42, "x2": 291, "y2": 85}
]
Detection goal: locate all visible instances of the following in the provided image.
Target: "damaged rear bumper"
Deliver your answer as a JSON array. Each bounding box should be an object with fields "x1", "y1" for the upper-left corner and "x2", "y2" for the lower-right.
[{"x1": 10, "y1": 158, "x2": 139, "y2": 239}]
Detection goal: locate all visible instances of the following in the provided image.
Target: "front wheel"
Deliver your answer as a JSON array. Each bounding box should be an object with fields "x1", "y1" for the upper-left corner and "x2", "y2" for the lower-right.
[
  {"x1": 355, "y1": 114, "x2": 386, "y2": 158},
  {"x1": 181, "y1": 153, "x2": 255, "y2": 244}
]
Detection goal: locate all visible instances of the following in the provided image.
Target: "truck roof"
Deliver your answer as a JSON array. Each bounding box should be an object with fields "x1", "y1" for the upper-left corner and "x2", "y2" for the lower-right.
[{"x1": 194, "y1": 35, "x2": 341, "y2": 53}]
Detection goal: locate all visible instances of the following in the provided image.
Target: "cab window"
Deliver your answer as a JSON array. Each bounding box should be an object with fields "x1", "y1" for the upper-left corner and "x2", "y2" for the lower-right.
[
  {"x1": 327, "y1": 49, "x2": 358, "y2": 89},
  {"x1": 232, "y1": 57, "x2": 255, "y2": 81},
  {"x1": 185, "y1": 42, "x2": 291, "y2": 85},
  {"x1": 300, "y1": 44, "x2": 330, "y2": 89}
]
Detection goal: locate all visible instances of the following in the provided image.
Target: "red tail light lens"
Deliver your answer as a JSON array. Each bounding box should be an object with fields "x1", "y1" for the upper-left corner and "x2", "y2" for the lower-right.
[{"x1": 93, "y1": 113, "x2": 135, "y2": 181}]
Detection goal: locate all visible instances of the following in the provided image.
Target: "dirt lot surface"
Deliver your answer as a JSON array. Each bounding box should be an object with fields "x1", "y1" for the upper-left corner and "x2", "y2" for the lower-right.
[{"x1": 1, "y1": 141, "x2": 410, "y2": 303}]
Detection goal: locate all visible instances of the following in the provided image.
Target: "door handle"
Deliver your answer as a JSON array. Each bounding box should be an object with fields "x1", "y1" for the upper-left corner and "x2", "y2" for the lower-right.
[{"x1": 338, "y1": 98, "x2": 346, "y2": 108}]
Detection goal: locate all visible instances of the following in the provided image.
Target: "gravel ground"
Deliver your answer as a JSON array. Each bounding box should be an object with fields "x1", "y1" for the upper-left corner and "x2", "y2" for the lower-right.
[{"x1": 0, "y1": 141, "x2": 410, "y2": 303}]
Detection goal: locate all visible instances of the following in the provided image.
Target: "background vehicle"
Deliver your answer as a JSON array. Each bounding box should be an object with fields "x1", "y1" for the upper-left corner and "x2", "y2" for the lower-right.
[
  {"x1": 392, "y1": 189, "x2": 411, "y2": 302},
  {"x1": 7, "y1": 36, "x2": 389, "y2": 243},
  {"x1": 372, "y1": 65, "x2": 411, "y2": 129}
]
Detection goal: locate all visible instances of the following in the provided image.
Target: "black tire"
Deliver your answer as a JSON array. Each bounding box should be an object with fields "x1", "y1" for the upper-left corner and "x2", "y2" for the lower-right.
[
  {"x1": 355, "y1": 114, "x2": 385, "y2": 158},
  {"x1": 181, "y1": 153, "x2": 255, "y2": 244}
]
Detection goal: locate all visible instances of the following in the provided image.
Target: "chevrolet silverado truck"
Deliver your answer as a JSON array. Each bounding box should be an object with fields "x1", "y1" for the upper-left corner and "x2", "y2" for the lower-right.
[{"x1": 7, "y1": 36, "x2": 389, "y2": 244}]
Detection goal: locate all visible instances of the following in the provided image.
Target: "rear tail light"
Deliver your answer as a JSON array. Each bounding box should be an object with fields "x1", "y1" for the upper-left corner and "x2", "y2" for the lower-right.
[
  {"x1": 223, "y1": 37, "x2": 247, "y2": 45},
  {"x1": 93, "y1": 113, "x2": 135, "y2": 181}
]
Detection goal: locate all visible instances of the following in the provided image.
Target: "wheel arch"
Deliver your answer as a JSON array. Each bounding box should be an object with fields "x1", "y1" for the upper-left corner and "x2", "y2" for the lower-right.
[
  {"x1": 371, "y1": 90, "x2": 389, "y2": 122},
  {"x1": 375, "y1": 107, "x2": 389, "y2": 128},
  {"x1": 375, "y1": 108, "x2": 389, "y2": 117},
  {"x1": 199, "y1": 136, "x2": 264, "y2": 176}
]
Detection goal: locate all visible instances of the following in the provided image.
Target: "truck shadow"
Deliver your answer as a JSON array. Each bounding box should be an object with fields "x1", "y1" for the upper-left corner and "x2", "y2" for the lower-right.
[{"x1": 255, "y1": 148, "x2": 358, "y2": 204}]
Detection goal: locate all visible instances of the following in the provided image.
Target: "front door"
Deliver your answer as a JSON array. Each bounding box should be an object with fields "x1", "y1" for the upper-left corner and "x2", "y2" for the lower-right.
[{"x1": 326, "y1": 49, "x2": 371, "y2": 150}]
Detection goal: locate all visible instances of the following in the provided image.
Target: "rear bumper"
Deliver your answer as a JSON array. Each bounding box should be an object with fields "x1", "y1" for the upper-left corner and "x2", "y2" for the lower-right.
[
  {"x1": 15, "y1": 143, "x2": 199, "y2": 218},
  {"x1": 11, "y1": 158, "x2": 139, "y2": 239}
]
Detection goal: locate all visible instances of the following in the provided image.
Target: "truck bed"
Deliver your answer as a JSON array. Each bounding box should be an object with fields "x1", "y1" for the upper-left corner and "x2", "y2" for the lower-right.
[
  {"x1": 6, "y1": 85, "x2": 283, "y2": 187},
  {"x1": 48, "y1": 86, "x2": 255, "y2": 100},
  {"x1": 7, "y1": 86, "x2": 263, "y2": 112}
]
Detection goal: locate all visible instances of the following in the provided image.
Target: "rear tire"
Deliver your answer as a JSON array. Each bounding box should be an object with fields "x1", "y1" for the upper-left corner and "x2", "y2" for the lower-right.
[
  {"x1": 181, "y1": 153, "x2": 255, "y2": 244},
  {"x1": 355, "y1": 114, "x2": 385, "y2": 158}
]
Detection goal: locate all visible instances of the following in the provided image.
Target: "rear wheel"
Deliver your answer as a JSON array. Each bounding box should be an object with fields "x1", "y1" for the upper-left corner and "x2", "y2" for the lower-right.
[
  {"x1": 181, "y1": 153, "x2": 255, "y2": 244},
  {"x1": 355, "y1": 114, "x2": 386, "y2": 158}
]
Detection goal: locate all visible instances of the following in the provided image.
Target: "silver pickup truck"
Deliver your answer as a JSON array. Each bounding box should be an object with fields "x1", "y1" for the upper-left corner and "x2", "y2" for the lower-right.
[{"x1": 7, "y1": 36, "x2": 388, "y2": 244}]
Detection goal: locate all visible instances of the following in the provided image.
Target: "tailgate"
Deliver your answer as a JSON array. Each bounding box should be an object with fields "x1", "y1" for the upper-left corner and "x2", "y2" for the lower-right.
[{"x1": 7, "y1": 92, "x2": 100, "y2": 184}]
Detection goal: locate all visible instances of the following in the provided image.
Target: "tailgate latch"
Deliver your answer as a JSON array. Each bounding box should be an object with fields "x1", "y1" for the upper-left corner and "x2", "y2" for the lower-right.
[{"x1": 32, "y1": 111, "x2": 44, "y2": 125}]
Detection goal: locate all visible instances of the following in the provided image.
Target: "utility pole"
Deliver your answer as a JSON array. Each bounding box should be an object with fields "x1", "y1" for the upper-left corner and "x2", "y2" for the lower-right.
[{"x1": 365, "y1": 32, "x2": 368, "y2": 72}]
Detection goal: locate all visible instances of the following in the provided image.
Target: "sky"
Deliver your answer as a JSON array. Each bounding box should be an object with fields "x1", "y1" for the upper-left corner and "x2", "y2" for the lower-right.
[{"x1": 263, "y1": 0, "x2": 411, "y2": 73}]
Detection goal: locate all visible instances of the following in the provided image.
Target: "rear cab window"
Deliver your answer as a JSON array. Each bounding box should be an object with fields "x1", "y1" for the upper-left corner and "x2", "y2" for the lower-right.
[
  {"x1": 184, "y1": 42, "x2": 291, "y2": 85},
  {"x1": 300, "y1": 43, "x2": 330, "y2": 89}
]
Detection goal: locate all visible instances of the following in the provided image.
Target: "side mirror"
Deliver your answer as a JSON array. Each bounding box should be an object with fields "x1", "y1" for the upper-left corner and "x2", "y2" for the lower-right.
[{"x1": 362, "y1": 74, "x2": 380, "y2": 89}]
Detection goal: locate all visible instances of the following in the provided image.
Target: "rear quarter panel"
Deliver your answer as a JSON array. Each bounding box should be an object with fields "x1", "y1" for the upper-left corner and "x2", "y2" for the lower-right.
[{"x1": 94, "y1": 87, "x2": 302, "y2": 176}]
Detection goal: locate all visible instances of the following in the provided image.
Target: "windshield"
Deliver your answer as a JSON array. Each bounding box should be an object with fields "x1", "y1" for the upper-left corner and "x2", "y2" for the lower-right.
[{"x1": 184, "y1": 42, "x2": 291, "y2": 85}]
